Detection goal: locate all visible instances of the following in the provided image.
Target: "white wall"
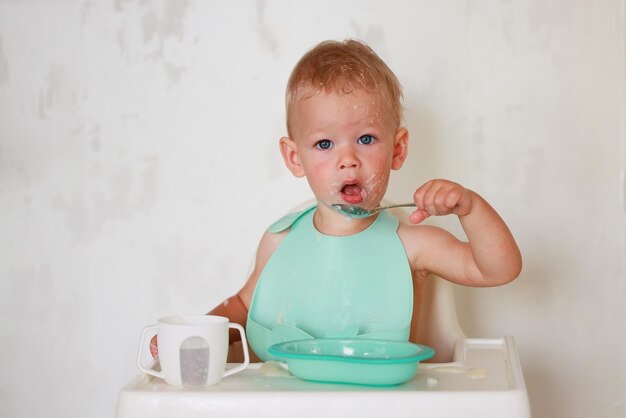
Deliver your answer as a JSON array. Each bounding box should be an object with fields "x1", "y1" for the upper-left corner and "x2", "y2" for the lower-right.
[{"x1": 0, "y1": 1, "x2": 623, "y2": 417}]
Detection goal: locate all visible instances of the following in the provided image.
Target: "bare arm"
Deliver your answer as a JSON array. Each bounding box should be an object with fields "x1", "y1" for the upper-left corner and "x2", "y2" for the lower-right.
[
  {"x1": 208, "y1": 228, "x2": 287, "y2": 344},
  {"x1": 457, "y1": 192, "x2": 522, "y2": 284},
  {"x1": 207, "y1": 294, "x2": 250, "y2": 344},
  {"x1": 403, "y1": 180, "x2": 522, "y2": 286}
]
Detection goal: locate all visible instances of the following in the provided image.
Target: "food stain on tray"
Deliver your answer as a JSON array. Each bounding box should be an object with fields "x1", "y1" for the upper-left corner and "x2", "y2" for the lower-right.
[{"x1": 433, "y1": 366, "x2": 488, "y2": 380}]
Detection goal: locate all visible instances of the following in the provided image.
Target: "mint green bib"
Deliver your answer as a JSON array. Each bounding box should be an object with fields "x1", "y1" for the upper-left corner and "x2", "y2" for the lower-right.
[{"x1": 247, "y1": 205, "x2": 413, "y2": 361}]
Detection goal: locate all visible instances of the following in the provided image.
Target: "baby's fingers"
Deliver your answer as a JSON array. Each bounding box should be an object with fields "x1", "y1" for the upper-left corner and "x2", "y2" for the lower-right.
[
  {"x1": 419, "y1": 181, "x2": 448, "y2": 215},
  {"x1": 444, "y1": 186, "x2": 472, "y2": 216},
  {"x1": 409, "y1": 208, "x2": 431, "y2": 224},
  {"x1": 414, "y1": 179, "x2": 470, "y2": 217},
  {"x1": 443, "y1": 187, "x2": 463, "y2": 210},
  {"x1": 413, "y1": 180, "x2": 436, "y2": 212},
  {"x1": 150, "y1": 335, "x2": 159, "y2": 358}
]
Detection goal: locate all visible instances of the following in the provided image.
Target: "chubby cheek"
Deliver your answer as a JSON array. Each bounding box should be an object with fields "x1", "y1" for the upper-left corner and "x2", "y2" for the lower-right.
[
  {"x1": 362, "y1": 158, "x2": 392, "y2": 205},
  {"x1": 364, "y1": 171, "x2": 390, "y2": 203},
  {"x1": 302, "y1": 158, "x2": 337, "y2": 198}
]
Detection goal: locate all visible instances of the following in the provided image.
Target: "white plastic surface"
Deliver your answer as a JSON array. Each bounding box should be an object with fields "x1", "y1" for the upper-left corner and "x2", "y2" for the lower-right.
[
  {"x1": 136, "y1": 315, "x2": 250, "y2": 387},
  {"x1": 117, "y1": 336, "x2": 530, "y2": 418}
]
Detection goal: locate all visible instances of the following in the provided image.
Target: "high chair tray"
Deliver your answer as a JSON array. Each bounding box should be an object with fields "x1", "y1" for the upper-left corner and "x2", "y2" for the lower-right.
[{"x1": 117, "y1": 336, "x2": 530, "y2": 418}]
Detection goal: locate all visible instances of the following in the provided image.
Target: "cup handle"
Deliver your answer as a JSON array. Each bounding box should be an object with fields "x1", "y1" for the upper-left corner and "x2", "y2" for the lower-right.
[
  {"x1": 137, "y1": 325, "x2": 165, "y2": 380},
  {"x1": 223, "y1": 323, "x2": 250, "y2": 377}
]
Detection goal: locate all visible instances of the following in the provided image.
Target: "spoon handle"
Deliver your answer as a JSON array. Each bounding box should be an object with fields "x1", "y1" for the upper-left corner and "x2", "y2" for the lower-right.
[{"x1": 381, "y1": 202, "x2": 416, "y2": 210}]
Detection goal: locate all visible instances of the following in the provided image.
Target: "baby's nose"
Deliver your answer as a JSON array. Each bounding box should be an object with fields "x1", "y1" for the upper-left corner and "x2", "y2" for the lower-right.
[{"x1": 338, "y1": 149, "x2": 360, "y2": 169}]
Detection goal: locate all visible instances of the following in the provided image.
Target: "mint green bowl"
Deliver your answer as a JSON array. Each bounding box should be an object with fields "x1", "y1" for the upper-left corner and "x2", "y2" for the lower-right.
[{"x1": 267, "y1": 339, "x2": 435, "y2": 386}]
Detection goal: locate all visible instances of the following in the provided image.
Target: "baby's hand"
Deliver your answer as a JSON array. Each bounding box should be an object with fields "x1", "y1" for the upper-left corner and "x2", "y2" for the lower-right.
[
  {"x1": 150, "y1": 334, "x2": 159, "y2": 358},
  {"x1": 409, "y1": 179, "x2": 473, "y2": 224}
]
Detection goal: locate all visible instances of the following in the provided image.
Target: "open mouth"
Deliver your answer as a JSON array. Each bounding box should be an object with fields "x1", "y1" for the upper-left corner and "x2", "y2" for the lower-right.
[{"x1": 340, "y1": 182, "x2": 367, "y2": 204}]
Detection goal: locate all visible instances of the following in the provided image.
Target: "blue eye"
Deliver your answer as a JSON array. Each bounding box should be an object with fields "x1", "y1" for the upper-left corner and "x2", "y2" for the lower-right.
[
  {"x1": 357, "y1": 135, "x2": 375, "y2": 145},
  {"x1": 316, "y1": 139, "x2": 333, "y2": 150}
]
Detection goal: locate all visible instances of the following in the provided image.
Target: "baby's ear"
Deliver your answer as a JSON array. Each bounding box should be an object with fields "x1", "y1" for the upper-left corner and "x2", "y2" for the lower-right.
[
  {"x1": 391, "y1": 128, "x2": 409, "y2": 170},
  {"x1": 279, "y1": 137, "x2": 306, "y2": 177}
]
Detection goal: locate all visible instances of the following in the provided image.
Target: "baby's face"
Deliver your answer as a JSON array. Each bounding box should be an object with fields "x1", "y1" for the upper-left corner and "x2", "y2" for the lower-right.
[{"x1": 288, "y1": 88, "x2": 402, "y2": 211}]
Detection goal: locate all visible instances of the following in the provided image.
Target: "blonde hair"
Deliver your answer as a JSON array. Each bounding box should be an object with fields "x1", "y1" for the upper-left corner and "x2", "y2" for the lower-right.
[{"x1": 285, "y1": 39, "x2": 404, "y2": 136}]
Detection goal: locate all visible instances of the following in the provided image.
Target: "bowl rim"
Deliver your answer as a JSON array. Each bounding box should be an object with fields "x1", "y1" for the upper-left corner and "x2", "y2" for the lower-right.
[{"x1": 267, "y1": 338, "x2": 435, "y2": 365}]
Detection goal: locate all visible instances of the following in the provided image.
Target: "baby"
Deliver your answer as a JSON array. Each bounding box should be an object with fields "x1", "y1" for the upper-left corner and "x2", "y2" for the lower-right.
[{"x1": 151, "y1": 39, "x2": 522, "y2": 361}]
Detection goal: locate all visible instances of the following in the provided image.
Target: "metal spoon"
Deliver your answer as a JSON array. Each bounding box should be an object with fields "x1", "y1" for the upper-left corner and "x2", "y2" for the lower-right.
[{"x1": 330, "y1": 202, "x2": 416, "y2": 218}]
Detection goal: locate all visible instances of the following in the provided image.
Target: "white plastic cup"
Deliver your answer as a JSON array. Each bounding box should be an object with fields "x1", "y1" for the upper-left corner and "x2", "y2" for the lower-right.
[{"x1": 137, "y1": 315, "x2": 249, "y2": 387}]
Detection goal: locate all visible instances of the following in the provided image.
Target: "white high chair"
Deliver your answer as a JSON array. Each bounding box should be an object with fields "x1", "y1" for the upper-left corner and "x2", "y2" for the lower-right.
[{"x1": 117, "y1": 201, "x2": 531, "y2": 418}]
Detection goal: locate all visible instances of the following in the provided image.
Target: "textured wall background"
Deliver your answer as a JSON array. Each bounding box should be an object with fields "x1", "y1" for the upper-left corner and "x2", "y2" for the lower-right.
[{"x1": 0, "y1": 1, "x2": 624, "y2": 417}]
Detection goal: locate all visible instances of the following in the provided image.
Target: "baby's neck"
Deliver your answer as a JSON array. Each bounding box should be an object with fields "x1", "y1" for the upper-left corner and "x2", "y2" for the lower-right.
[{"x1": 312, "y1": 206, "x2": 377, "y2": 236}]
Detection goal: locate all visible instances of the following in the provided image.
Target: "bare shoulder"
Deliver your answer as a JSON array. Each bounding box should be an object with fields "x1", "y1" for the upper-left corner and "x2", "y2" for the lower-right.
[
  {"x1": 397, "y1": 221, "x2": 460, "y2": 273},
  {"x1": 237, "y1": 228, "x2": 288, "y2": 307},
  {"x1": 256, "y1": 228, "x2": 289, "y2": 261}
]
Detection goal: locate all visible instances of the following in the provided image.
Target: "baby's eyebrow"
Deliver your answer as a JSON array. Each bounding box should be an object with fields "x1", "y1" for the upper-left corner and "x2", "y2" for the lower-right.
[
  {"x1": 312, "y1": 134, "x2": 333, "y2": 140},
  {"x1": 357, "y1": 128, "x2": 380, "y2": 136},
  {"x1": 308, "y1": 131, "x2": 333, "y2": 140}
]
